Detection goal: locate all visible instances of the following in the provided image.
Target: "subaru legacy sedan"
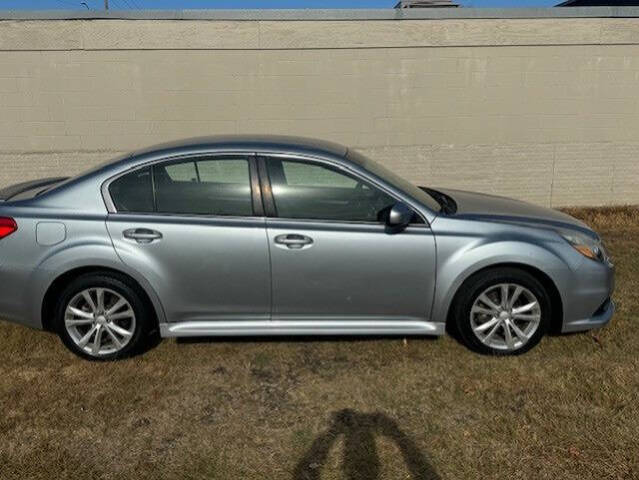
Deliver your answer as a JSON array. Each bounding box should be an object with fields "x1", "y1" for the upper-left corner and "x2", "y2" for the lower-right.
[{"x1": 0, "y1": 136, "x2": 614, "y2": 360}]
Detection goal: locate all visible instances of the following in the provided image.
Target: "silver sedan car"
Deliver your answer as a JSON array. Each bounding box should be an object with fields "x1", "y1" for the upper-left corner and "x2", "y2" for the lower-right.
[{"x1": 0, "y1": 136, "x2": 614, "y2": 360}]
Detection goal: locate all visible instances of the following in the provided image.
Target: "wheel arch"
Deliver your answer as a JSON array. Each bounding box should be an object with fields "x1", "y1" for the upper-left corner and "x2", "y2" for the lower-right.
[
  {"x1": 41, "y1": 266, "x2": 163, "y2": 333},
  {"x1": 442, "y1": 262, "x2": 564, "y2": 334}
]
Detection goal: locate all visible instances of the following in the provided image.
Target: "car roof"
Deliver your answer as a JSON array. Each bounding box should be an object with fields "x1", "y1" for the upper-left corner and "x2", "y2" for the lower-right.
[{"x1": 128, "y1": 135, "x2": 349, "y2": 161}]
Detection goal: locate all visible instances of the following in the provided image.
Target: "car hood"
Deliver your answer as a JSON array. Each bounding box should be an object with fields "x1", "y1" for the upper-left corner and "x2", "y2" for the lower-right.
[{"x1": 434, "y1": 188, "x2": 592, "y2": 233}]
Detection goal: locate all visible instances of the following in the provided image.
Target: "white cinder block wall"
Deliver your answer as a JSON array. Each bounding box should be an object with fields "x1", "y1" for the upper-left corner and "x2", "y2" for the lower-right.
[{"x1": 1, "y1": 10, "x2": 639, "y2": 207}]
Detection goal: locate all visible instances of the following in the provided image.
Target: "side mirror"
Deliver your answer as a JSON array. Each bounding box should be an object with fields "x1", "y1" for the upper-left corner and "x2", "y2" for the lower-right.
[{"x1": 385, "y1": 202, "x2": 413, "y2": 233}]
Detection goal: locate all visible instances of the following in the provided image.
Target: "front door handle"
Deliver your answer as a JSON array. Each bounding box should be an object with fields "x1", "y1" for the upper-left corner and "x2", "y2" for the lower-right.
[
  {"x1": 274, "y1": 233, "x2": 314, "y2": 250},
  {"x1": 123, "y1": 228, "x2": 163, "y2": 244}
]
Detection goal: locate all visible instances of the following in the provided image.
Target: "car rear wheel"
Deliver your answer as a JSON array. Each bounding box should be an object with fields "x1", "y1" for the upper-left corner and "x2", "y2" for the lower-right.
[
  {"x1": 453, "y1": 267, "x2": 551, "y2": 355},
  {"x1": 54, "y1": 272, "x2": 151, "y2": 361}
]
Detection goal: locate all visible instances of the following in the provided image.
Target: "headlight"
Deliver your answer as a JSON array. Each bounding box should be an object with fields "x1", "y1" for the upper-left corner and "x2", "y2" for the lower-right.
[{"x1": 557, "y1": 228, "x2": 607, "y2": 262}]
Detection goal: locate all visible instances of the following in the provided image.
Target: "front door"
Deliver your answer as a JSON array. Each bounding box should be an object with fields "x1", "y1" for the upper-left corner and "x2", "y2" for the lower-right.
[
  {"x1": 261, "y1": 156, "x2": 437, "y2": 323},
  {"x1": 106, "y1": 155, "x2": 270, "y2": 324}
]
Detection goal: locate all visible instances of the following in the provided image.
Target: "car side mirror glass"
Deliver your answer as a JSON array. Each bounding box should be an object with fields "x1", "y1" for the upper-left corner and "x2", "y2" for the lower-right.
[{"x1": 385, "y1": 202, "x2": 413, "y2": 233}]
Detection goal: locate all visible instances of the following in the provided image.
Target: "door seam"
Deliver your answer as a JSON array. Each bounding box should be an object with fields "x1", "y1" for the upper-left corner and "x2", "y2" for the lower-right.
[{"x1": 264, "y1": 218, "x2": 275, "y2": 322}]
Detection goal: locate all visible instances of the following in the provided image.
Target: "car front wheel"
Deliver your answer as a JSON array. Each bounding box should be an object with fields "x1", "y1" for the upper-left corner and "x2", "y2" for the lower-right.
[{"x1": 453, "y1": 267, "x2": 551, "y2": 355}]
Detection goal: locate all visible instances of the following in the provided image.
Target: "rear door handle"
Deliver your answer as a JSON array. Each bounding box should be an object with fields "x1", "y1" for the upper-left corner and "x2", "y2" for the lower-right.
[
  {"x1": 274, "y1": 233, "x2": 313, "y2": 250},
  {"x1": 123, "y1": 228, "x2": 163, "y2": 244}
]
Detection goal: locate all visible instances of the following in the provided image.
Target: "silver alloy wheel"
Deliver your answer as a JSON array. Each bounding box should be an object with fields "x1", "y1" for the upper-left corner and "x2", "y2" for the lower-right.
[
  {"x1": 64, "y1": 287, "x2": 136, "y2": 357},
  {"x1": 470, "y1": 283, "x2": 542, "y2": 351}
]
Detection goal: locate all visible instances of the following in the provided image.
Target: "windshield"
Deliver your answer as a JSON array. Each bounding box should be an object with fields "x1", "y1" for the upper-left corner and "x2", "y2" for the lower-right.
[{"x1": 346, "y1": 150, "x2": 441, "y2": 213}]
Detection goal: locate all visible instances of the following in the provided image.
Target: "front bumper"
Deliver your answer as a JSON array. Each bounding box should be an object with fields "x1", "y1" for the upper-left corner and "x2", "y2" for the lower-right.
[
  {"x1": 562, "y1": 298, "x2": 615, "y2": 333},
  {"x1": 561, "y1": 258, "x2": 615, "y2": 333}
]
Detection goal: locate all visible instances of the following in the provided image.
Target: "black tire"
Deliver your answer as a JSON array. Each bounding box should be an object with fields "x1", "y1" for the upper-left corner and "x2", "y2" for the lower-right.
[
  {"x1": 452, "y1": 267, "x2": 551, "y2": 356},
  {"x1": 54, "y1": 271, "x2": 153, "y2": 361}
]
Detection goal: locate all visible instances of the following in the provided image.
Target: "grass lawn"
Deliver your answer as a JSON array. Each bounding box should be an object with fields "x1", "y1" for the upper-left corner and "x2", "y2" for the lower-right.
[{"x1": 1, "y1": 207, "x2": 637, "y2": 480}]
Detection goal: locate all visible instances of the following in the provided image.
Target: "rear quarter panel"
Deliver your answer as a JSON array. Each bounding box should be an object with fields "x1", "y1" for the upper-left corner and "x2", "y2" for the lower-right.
[{"x1": 0, "y1": 205, "x2": 165, "y2": 329}]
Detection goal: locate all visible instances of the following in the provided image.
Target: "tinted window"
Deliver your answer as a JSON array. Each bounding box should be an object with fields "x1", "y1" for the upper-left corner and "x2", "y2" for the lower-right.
[
  {"x1": 165, "y1": 162, "x2": 197, "y2": 182},
  {"x1": 154, "y1": 158, "x2": 252, "y2": 216},
  {"x1": 109, "y1": 167, "x2": 154, "y2": 213},
  {"x1": 198, "y1": 159, "x2": 249, "y2": 183},
  {"x1": 282, "y1": 162, "x2": 358, "y2": 188},
  {"x1": 268, "y1": 159, "x2": 397, "y2": 222}
]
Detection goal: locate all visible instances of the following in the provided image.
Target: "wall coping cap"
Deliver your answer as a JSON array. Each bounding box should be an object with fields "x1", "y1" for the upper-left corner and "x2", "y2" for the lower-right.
[{"x1": 2, "y1": 7, "x2": 639, "y2": 21}]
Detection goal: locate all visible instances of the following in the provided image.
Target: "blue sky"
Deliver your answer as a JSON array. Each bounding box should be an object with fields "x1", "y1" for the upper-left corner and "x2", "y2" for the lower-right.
[{"x1": 2, "y1": 1, "x2": 559, "y2": 10}]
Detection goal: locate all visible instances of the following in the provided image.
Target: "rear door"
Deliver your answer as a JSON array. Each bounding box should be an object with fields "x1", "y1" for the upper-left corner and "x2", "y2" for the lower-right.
[
  {"x1": 260, "y1": 155, "x2": 437, "y2": 322},
  {"x1": 105, "y1": 154, "x2": 271, "y2": 324}
]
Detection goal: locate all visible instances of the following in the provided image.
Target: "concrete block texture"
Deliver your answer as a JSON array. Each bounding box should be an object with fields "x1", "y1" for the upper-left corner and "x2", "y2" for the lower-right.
[{"x1": 1, "y1": 16, "x2": 639, "y2": 207}]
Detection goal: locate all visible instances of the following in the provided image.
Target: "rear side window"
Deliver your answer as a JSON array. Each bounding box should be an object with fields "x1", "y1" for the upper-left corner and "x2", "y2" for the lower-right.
[
  {"x1": 198, "y1": 159, "x2": 249, "y2": 184},
  {"x1": 153, "y1": 158, "x2": 252, "y2": 216},
  {"x1": 109, "y1": 167, "x2": 154, "y2": 213},
  {"x1": 165, "y1": 162, "x2": 197, "y2": 182}
]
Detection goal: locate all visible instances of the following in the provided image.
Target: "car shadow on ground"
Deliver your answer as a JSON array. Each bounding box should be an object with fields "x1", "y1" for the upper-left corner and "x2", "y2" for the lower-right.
[{"x1": 293, "y1": 409, "x2": 440, "y2": 480}]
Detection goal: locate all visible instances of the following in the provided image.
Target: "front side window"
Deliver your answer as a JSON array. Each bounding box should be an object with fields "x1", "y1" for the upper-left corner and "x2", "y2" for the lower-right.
[
  {"x1": 267, "y1": 159, "x2": 397, "y2": 222},
  {"x1": 154, "y1": 157, "x2": 252, "y2": 216}
]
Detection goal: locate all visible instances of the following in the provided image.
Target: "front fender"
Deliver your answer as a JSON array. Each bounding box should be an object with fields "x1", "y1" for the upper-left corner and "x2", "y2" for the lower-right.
[{"x1": 431, "y1": 220, "x2": 582, "y2": 324}]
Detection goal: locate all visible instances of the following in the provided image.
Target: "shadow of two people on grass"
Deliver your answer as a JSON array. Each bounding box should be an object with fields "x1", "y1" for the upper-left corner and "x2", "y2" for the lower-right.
[{"x1": 293, "y1": 409, "x2": 440, "y2": 480}]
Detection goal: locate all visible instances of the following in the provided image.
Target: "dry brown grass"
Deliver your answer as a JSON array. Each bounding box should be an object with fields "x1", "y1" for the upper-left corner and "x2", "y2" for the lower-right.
[{"x1": 1, "y1": 207, "x2": 638, "y2": 480}]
